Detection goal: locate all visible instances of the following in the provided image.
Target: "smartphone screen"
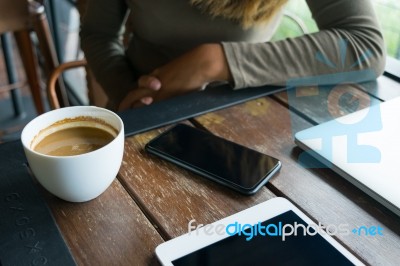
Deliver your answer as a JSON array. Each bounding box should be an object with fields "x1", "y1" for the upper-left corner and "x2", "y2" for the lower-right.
[{"x1": 145, "y1": 124, "x2": 281, "y2": 194}]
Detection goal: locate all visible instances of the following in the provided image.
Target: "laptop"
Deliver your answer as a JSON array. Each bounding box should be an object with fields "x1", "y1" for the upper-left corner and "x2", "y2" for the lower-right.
[{"x1": 295, "y1": 96, "x2": 400, "y2": 216}]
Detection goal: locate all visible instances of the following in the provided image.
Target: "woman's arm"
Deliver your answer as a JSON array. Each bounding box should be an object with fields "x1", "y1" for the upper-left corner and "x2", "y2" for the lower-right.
[
  {"x1": 133, "y1": 0, "x2": 385, "y2": 106},
  {"x1": 80, "y1": 0, "x2": 137, "y2": 108},
  {"x1": 223, "y1": 0, "x2": 386, "y2": 88},
  {"x1": 117, "y1": 43, "x2": 232, "y2": 110}
]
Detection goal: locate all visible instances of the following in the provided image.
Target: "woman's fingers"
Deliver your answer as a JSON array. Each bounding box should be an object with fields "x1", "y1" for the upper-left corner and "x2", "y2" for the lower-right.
[
  {"x1": 118, "y1": 87, "x2": 157, "y2": 111},
  {"x1": 140, "y1": 96, "x2": 153, "y2": 105},
  {"x1": 138, "y1": 75, "x2": 162, "y2": 91}
]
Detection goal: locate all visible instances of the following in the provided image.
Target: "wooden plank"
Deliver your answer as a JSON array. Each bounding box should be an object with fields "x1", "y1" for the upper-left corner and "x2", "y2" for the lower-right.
[
  {"x1": 0, "y1": 0, "x2": 30, "y2": 33},
  {"x1": 192, "y1": 96, "x2": 400, "y2": 265},
  {"x1": 118, "y1": 126, "x2": 276, "y2": 239},
  {"x1": 42, "y1": 178, "x2": 163, "y2": 265},
  {"x1": 273, "y1": 81, "x2": 381, "y2": 126}
]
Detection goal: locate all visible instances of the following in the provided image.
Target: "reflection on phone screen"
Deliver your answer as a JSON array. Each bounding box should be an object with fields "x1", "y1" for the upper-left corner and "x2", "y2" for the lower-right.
[{"x1": 147, "y1": 125, "x2": 280, "y2": 191}]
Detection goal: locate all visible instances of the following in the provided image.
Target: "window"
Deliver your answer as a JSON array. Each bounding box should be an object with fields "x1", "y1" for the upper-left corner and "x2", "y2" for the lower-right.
[{"x1": 273, "y1": 0, "x2": 400, "y2": 61}]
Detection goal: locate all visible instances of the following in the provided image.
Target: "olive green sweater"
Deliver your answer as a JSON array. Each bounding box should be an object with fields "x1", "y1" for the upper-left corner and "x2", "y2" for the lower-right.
[{"x1": 80, "y1": 0, "x2": 385, "y2": 107}]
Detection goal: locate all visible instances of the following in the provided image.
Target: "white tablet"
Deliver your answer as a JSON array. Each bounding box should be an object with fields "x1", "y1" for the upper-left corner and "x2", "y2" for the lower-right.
[{"x1": 156, "y1": 197, "x2": 364, "y2": 265}]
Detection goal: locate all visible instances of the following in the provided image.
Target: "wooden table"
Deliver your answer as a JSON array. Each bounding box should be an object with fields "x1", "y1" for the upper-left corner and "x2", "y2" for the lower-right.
[{"x1": 9, "y1": 74, "x2": 400, "y2": 265}]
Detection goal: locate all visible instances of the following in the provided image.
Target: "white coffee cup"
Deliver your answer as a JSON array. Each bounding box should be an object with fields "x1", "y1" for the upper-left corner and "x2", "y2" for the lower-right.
[{"x1": 21, "y1": 106, "x2": 124, "y2": 202}]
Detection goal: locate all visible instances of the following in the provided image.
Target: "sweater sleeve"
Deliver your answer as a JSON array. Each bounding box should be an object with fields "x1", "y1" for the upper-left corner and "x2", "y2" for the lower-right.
[
  {"x1": 222, "y1": 0, "x2": 386, "y2": 89},
  {"x1": 80, "y1": 0, "x2": 137, "y2": 107}
]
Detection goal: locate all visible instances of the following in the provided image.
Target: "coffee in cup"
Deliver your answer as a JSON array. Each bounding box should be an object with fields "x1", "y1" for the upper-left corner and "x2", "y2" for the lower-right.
[{"x1": 32, "y1": 116, "x2": 117, "y2": 156}]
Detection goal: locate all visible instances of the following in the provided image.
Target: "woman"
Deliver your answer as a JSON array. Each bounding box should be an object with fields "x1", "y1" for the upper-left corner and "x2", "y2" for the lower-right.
[{"x1": 80, "y1": 0, "x2": 385, "y2": 111}]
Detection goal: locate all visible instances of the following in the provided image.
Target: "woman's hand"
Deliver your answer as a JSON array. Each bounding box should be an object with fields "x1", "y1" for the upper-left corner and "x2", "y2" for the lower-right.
[
  {"x1": 145, "y1": 43, "x2": 231, "y2": 102},
  {"x1": 118, "y1": 43, "x2": 232, "y2": 110},
  {"x1": 118, "y1": 79, "x2": 161, "y2": 111}
]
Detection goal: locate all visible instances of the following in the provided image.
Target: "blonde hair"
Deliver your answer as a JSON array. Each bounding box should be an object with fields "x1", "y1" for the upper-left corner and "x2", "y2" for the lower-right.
[{"x1": 190, "y1": 0, "x2": 288, "y2": 28}]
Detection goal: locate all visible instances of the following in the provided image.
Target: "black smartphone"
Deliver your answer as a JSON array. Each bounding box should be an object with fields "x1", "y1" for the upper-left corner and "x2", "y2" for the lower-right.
[{"x1": 145, "y1": 124, "x2": 281, "y2": 195}]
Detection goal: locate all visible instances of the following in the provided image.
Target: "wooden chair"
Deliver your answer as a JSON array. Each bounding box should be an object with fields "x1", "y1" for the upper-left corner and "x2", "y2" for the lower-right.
[
  {"x1": 45, "y1": 0, "x2": 134, "y2": 110},
  {"x1": 47, "y1": 59, "x2": 87, "y2": 109},
  {"x1": 0, "y1": 0, "x2": 67, "y2": 115}
]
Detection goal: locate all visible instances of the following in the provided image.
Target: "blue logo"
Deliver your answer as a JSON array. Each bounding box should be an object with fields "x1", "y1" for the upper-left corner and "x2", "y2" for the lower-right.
[
  {"x1": 188, "y1": 219, "x2": 384, "y2": 240},
  {"x1": 352, "y1": 225, "x2": 383, "y2": 236},
  {"x1": 287, "y1": 38, "x2": 382, "y2": 168}
]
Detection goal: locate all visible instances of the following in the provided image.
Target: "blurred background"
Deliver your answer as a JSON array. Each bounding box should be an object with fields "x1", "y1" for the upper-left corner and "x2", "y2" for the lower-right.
[{"x1": 274, "y1": 0, "x2": 400, "y2": 60}]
